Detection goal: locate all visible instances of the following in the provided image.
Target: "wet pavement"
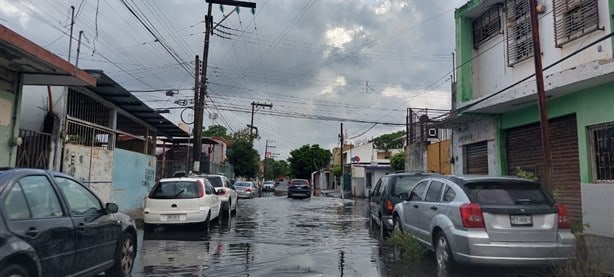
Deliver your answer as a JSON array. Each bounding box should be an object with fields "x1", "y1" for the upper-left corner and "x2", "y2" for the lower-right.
[{"x1": 130, "y1": 193, "x2": 556, "y2": 276}]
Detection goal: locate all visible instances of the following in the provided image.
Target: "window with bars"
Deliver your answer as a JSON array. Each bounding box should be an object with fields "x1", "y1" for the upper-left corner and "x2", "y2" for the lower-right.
[
  {"x1": 553, "y1": 0, "x2": 599, "y2": 47},
  {"x1": 472, "y1": 6, "x2": 502, "y2": 48},
  {"x1": 590, "y1": 122, "x2": 614, "y2": 182},
  {"x1": 505, "y1": 0, "x2": 533, "y2": 66}
]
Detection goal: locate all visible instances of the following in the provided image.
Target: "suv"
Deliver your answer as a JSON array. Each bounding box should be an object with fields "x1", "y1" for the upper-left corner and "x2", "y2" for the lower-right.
[
  {"x1": 287, "y1": 179, "x2": 311, "y2": 198},
  {"x1": 0, "y1": 168, "x2": 137, "y2": 277},
  {"x1": 199, "y1": 174, "x2": 238, "y2": 216},
  {"x1": 368, "y1": 171, "x2": 435, "y2": 238},
  {"x1": 144, "y1": 177, "x2": 222, "y2": 231},
  {"x1": 393, "y1": 176, "x2": 576, "y2": 271}
]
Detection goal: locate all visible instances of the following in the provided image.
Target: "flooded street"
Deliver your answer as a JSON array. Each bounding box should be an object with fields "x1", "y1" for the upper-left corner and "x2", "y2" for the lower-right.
[{"x1": 130, "y1": 193, "x2": 554, "y2": 277}]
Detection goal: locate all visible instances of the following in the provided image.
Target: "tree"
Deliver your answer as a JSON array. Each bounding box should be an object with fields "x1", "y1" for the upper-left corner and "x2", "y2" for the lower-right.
[
  {"x1": 288, "y1": 144, "x2": 332, "y2": 179},
  {"x1": 263, "y1": 158, "x2": 290, "y2": 180},
  {"x1": 202, "y1": 125, "x2": 231, "y2": 141},
  {"x1": 390, "y1": 152, "x2": 405, "y2": 171},
  {"x1": 372, "y1": 130, "x2": 405, "y2": 150},
  {"x1": 227, "y1": 137, "x2": 259, "y2": 179}
]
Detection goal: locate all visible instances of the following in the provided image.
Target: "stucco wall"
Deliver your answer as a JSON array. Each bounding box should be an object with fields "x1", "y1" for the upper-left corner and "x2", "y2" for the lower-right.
[
  {"x1": 452, "y1": 117, "x2": 499, "y2": 175},
  {"x1": 62, "y1": 144, "x2": 114, "y2": 203},
  {"x1": 0, "y1": 90, "x2": 16, "y2": 167},
  {"x1": 19, "y1": 86, "x2": 67, "y2": 132},
  {"x1": 111, "y1": 148, "x2": 157, "y2": 211}
]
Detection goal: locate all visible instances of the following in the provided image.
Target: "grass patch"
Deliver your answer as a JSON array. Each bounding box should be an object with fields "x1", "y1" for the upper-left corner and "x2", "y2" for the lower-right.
[
  {"x1": 552, "y1": 234, "x2": 612, "y2": 277},
  {"x1": 388, "y1": 230, "x2": 426, "y2": 261}
]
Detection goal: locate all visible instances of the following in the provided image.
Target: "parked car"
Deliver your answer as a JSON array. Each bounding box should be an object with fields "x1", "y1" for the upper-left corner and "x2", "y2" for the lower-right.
[
  {"x1": 287, "y1": 179, "x2": 311, "y2": 198},
  {"x1": 144, "y1": 177, "x2": 221, "y2": 231},
  {"x1": 200, "y1": 174, "x2": 238, "y2": 216},
  {"x1": 393, "y1": 175, "x2": 576, "y2": 272},
  {"x1": 234, "y1": 181, "x2": 258, "y2": 199},
  {"x1": 0, "y1": 168, "x2": 137, "y2": 277},
  {"x1": 369, "y1": 171, "x2": 435, "y2": 238},
  {"x1": 263, "y1": 181, "x2": 275, "y2": 192}
]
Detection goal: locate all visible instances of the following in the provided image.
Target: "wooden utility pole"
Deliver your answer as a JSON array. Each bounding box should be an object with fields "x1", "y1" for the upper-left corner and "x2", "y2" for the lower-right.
[
  {"x1": 249, "y1": 101, "x2": 272, "y2": 141},
  {"x1": 193, "y1": 0, "x2": 256, "y2": 173},
  {"x1": 529, "y1": 0, "x2": 553, "y2": 193},
  {"x1": 192, "y1": 55, "x2": 201, "y2": 173},
  {"x1": 339, "y1": 122, "x2": 344, "y2": 193}
]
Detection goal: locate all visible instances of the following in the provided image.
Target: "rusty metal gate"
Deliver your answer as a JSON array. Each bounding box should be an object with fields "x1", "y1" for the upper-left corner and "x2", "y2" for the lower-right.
[
  {"x1": 506, "y1": 114, "x2": 581, "y2": 220},
  {"x1": 465, "y1": 141, "x2": 488, "y2": 174}
]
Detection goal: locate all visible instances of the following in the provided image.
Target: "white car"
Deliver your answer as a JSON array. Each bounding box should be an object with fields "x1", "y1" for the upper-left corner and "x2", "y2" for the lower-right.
[
  {"x1": 143, "y1": 177, "x2": 221, "y2": 231},
  {"x1": 200, "y1": 174, "x2": 238, "y2": 216}
]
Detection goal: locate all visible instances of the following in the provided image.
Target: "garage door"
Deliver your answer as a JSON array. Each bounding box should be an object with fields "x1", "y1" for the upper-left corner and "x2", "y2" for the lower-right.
[
  {"x1": 506, "y1": 115, "x2": 581, "y2": 220},
  {"x1": 465, "y1": 141, "x2": 488, "y2": 174}
]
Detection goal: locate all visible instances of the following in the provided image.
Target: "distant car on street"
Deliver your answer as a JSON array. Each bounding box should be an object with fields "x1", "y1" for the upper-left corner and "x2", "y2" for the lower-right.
[
  {"x1": 393, "y1": 175, "x2": 576, "y2": 272},
  {"x1": 199, "y1": 174, "x2": 238, "y2": 216},
  {"x1": 234, "y1": 181, "x2": 258, "y2": 199},
  {"x1": 0, "y1": 168, "x2": 137, "y2": 277},
  {"x1": 144, "y1": 177, "x2": 222, "y2": 231},
  {"x1": 263, "y1": 181, "x2": 275, "y2": 192},
  {"x1": 287, "y1": 179, "x2": 311, "y2": 198}
]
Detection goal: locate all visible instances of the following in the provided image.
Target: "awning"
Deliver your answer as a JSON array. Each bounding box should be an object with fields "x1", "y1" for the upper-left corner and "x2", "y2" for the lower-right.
[{"x1": 0, "y1": 24, "x2": 96, "y2": 86}]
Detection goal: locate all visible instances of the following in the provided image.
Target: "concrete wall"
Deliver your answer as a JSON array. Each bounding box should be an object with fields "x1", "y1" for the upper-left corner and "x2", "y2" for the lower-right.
[
  {"x1": 62, "y1": 144, "x2": 114, "y2": 203},
  {"x1": 19, "y1": 86, "x2": 66, "y2": 132},
  {"x1": 0, "y1": 68, "x2": 19, "y2": 167},
  {"x1": 111, "y1": 148, "x2": 157, "y2": 211},
  {"x1": 451, "y1": 117, "x2": 499, "y2": 175},
  {"x1": 582, "y1": 184, "x2": 614, "y2": 238}
]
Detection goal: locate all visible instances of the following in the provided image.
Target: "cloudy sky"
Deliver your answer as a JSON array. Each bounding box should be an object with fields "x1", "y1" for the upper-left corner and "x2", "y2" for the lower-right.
[{"x1": 1, "y1": 0, "x2": 465, "y2": 160}]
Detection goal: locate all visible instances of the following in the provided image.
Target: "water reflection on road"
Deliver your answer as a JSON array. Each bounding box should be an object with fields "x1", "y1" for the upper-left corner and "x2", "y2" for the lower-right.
[{"x1": 132, "y1": 194, "x2": 555, "y2": 276}]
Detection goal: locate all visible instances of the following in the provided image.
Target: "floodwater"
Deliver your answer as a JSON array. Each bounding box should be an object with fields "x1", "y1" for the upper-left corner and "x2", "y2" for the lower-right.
[{"x1": 131, "y1": 193, "x2": 555, "y2": 276}]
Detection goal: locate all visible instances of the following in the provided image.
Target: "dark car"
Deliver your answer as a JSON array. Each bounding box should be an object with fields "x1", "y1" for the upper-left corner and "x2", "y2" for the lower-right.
[
  {"x1": 287, "y1": 179, "x2": 311, "y2": 198},
  {"x1": 0, "y1": 168, "x2": 137, "y2": 277},
  {"x1": 368, "y1": 171, "x2": 435, "y2": 238}
]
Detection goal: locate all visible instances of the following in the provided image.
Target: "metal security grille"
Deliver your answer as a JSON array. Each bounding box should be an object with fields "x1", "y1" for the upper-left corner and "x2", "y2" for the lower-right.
[
  {"x1": 553, "y1": 0, "x2": 599, "y2": 47},
  {"x1": 505, "y1": 0, "x2": 533, "y2": 66},
  {"x1": 67, "y1": 88, "x2": 111, "y2": 127},
  {"x1": 473, "y1": 6, "x2": 502, "y2": 48},
  {"x1": 15, "y1": 129, "x2": 51, "y2": 169},
  {"x1": 591, "y1": 122, "x2": 614, "y2": 182},
  {"x1": 65, "y1": 118, "x2": 115, "y2": 150}
]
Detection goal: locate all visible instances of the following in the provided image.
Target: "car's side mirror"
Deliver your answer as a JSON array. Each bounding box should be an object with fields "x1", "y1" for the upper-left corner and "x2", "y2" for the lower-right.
[
  {"x1": 399, "y1": 192, "x2": 409, "y2": 201},
  {"x1": 106, "y1": 203, "x2": 119, "y2": 214}
]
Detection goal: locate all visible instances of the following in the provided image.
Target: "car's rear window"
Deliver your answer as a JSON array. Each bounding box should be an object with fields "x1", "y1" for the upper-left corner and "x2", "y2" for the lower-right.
[
  {"x1": 291, "y1": 180, "x2": 308, "y2": 185},
  {"x1": 205, "y1": 177, "x2": 223, "y2": 188},
  {"x1": 234, "y1": 182, "x2": 251, "y2": 187},
  {"x1": 464, "y1": 181, "x2": 553, "y2": 205},
  {"x1": 392, "y1": 176, "x2": 426, "y2": 196},
  {"x1": 150, "y1": 181, "x2": 200, "y2": 199}
]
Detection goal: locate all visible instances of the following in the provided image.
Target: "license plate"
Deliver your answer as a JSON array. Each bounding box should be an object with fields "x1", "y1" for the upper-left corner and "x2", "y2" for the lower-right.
[
  {"x1": 167, "y1": 214, "x2": 181, "y2": 221},
  {"x1": 510, "y1": 214, "x2": 532, "y2": 226}
]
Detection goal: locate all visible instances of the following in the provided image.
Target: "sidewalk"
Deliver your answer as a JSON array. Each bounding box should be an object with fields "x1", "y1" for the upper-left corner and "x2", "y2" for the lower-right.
[{"x1": 580, "y1": 234, "x2": 614, "y2": 275}]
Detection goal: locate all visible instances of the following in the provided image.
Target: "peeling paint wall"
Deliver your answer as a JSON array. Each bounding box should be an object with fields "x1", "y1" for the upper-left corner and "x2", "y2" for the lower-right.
[
  {"x1": 452, "y1": 118, "x2": 499, "y2": 175},
  {"x1": 62, "y1": 144, "x2": 114, "y2": 203},
  {"x1": 111, "y1": 148, "x2": 156, "y2": 211}
]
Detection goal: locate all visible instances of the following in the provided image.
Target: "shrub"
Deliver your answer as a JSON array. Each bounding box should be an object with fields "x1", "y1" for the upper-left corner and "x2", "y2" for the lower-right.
[{"x1": 388, "y1": 231, "x2": 425, "y2": 261}]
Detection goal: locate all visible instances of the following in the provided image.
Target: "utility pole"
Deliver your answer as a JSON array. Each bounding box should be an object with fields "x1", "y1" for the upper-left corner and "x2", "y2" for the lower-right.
[
  {"x1": 250, "y1": 101, "x2": 272, "y2": 141},
  {"x1": 193, "y1": 0, "x2": 256, "y2": 173},
  {"x1": 263, "y1": 139, "x2": 275, "y2": 180},
  {"x1": 529, "y1": 0, "x2": 553, "y2": 193},
  {"x1": 192, "y1": 55, "x2": 201, "y2": 173},
  {"x1": 68, "y1": 6, "x2": 75, "y2": 62},
  {"x1": 339, "y1": 122, "x2": 344, "y2": 195}
]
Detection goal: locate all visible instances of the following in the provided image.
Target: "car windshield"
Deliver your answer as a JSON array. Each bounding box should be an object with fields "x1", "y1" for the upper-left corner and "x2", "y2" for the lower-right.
[
  {"x1": 150, "y1": 181, "x2": 199, "y2": 199},
  {"x1": 392, "y1": 176, "x2": 426, "y2": 196},
  {"x1": 205, "y1": 177, "x2": 223, "y2": 188},
  {"x1": 234, "y1": 182, "x2": 251, "y2": 187},
  {"x1": 464, "y1": 181, "x2": 553, "y2": 205}
]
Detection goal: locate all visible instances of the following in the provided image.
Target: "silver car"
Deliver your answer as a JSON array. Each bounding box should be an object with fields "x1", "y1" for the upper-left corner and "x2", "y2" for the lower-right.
[
  {"x1": 393, "y1": 175, "x2": 576, "y2": 272},
  {"x1": 234, "y1": 181, "x2": 258, "y2": 199}
]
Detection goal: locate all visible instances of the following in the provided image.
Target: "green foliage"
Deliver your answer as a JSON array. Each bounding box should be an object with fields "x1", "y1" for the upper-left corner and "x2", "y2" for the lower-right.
[
  {"x1": 372, "y1": 130, "x2": 405, "y2": 150},
  {"x1": 515, "y1": 167, "x2": 538, "y2": 181},
  {"x1": 571, "y1": 221, "x2": 590, "y2": 235},
  {"x1": 227, "y1": 138, "x2": 259, "y2": 179},
  {"x1": 332, "y1": 165, "x2": 341, "y2": 177},
  {"x1": 263, "y1": 158, "x2": 290, "y2": 180},
  {"x1": 388, "y1": 231, "x2": 425, "y2": 261},
  {"x1": 288, "y1": 144, "x2": 332, "y2": 179},
  {"x1": 202, "y1": 125, "x2": 231, "y2": 141},
  {"x1": 390, "y1": 152, "x2": 405, "y2": 171}
]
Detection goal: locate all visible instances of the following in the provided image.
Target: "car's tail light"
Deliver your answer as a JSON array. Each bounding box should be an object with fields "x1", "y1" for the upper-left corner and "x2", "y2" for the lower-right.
[
  {"x1": 556, "y1": 203, "x2": 571, "y2": 229},
  {"x1": 246, "y1": 189, "x2": 252, "y2": 193},
  {"x1": 385, "y1": 200, "x2": 394, "y2": 215},
  {"x1": 217, "y1": 189, "x2": 227, "y2": 196},
  {"x1": 460, "y1": 203, "x2": 485, "y2": 228},
  {"x1": 197, "y1": 180, "x2": 204, "y2": 198}
]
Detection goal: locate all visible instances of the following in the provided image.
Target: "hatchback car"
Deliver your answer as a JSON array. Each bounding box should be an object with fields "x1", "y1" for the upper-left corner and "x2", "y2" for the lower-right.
[
  {"x1": 369, "y1": 171, "x2": 435, "y2": 238},
  {"x1": 0, "y1": 168, "x2": 137, "y2": 277},
  {"x1": 144, "y1": 177, "x2": 221, "y2": 231},
  {"x1": 234, "y1": 181, "x2": 258, "y2": 199},
  {"x1": 200, "y1": 174, "x2": 238, "y2": 216},
  {"x1": 393, "y1": 175, "x2": 576, "y2": 271},
  {"x1": 287, "y1": 179, "x2": 311, "y2": 198}
]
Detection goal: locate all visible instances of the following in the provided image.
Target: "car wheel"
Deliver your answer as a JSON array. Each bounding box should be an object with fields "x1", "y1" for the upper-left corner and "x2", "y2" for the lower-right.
[
  {"x1": 0, "y1": 263, "x2": 29, "y2": 277},
  {"x1": 379, "y1": 215, "x2": 390, "y2": 239},
  {"x1": 435, "y1": 232, "x2": 457, "y2": 272},
  {"x1": 202, "y1": 213, "x2": 211, "y2": 232},
  {"x1": 393, "y1": 216, "x2": 402, "y2": 233},
  {"x1": 107, "y1": 232, "x2": 136, "y2": 277},
  {"x1": 231, "y1": 200, "x2": 238, "y2": 216}
]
